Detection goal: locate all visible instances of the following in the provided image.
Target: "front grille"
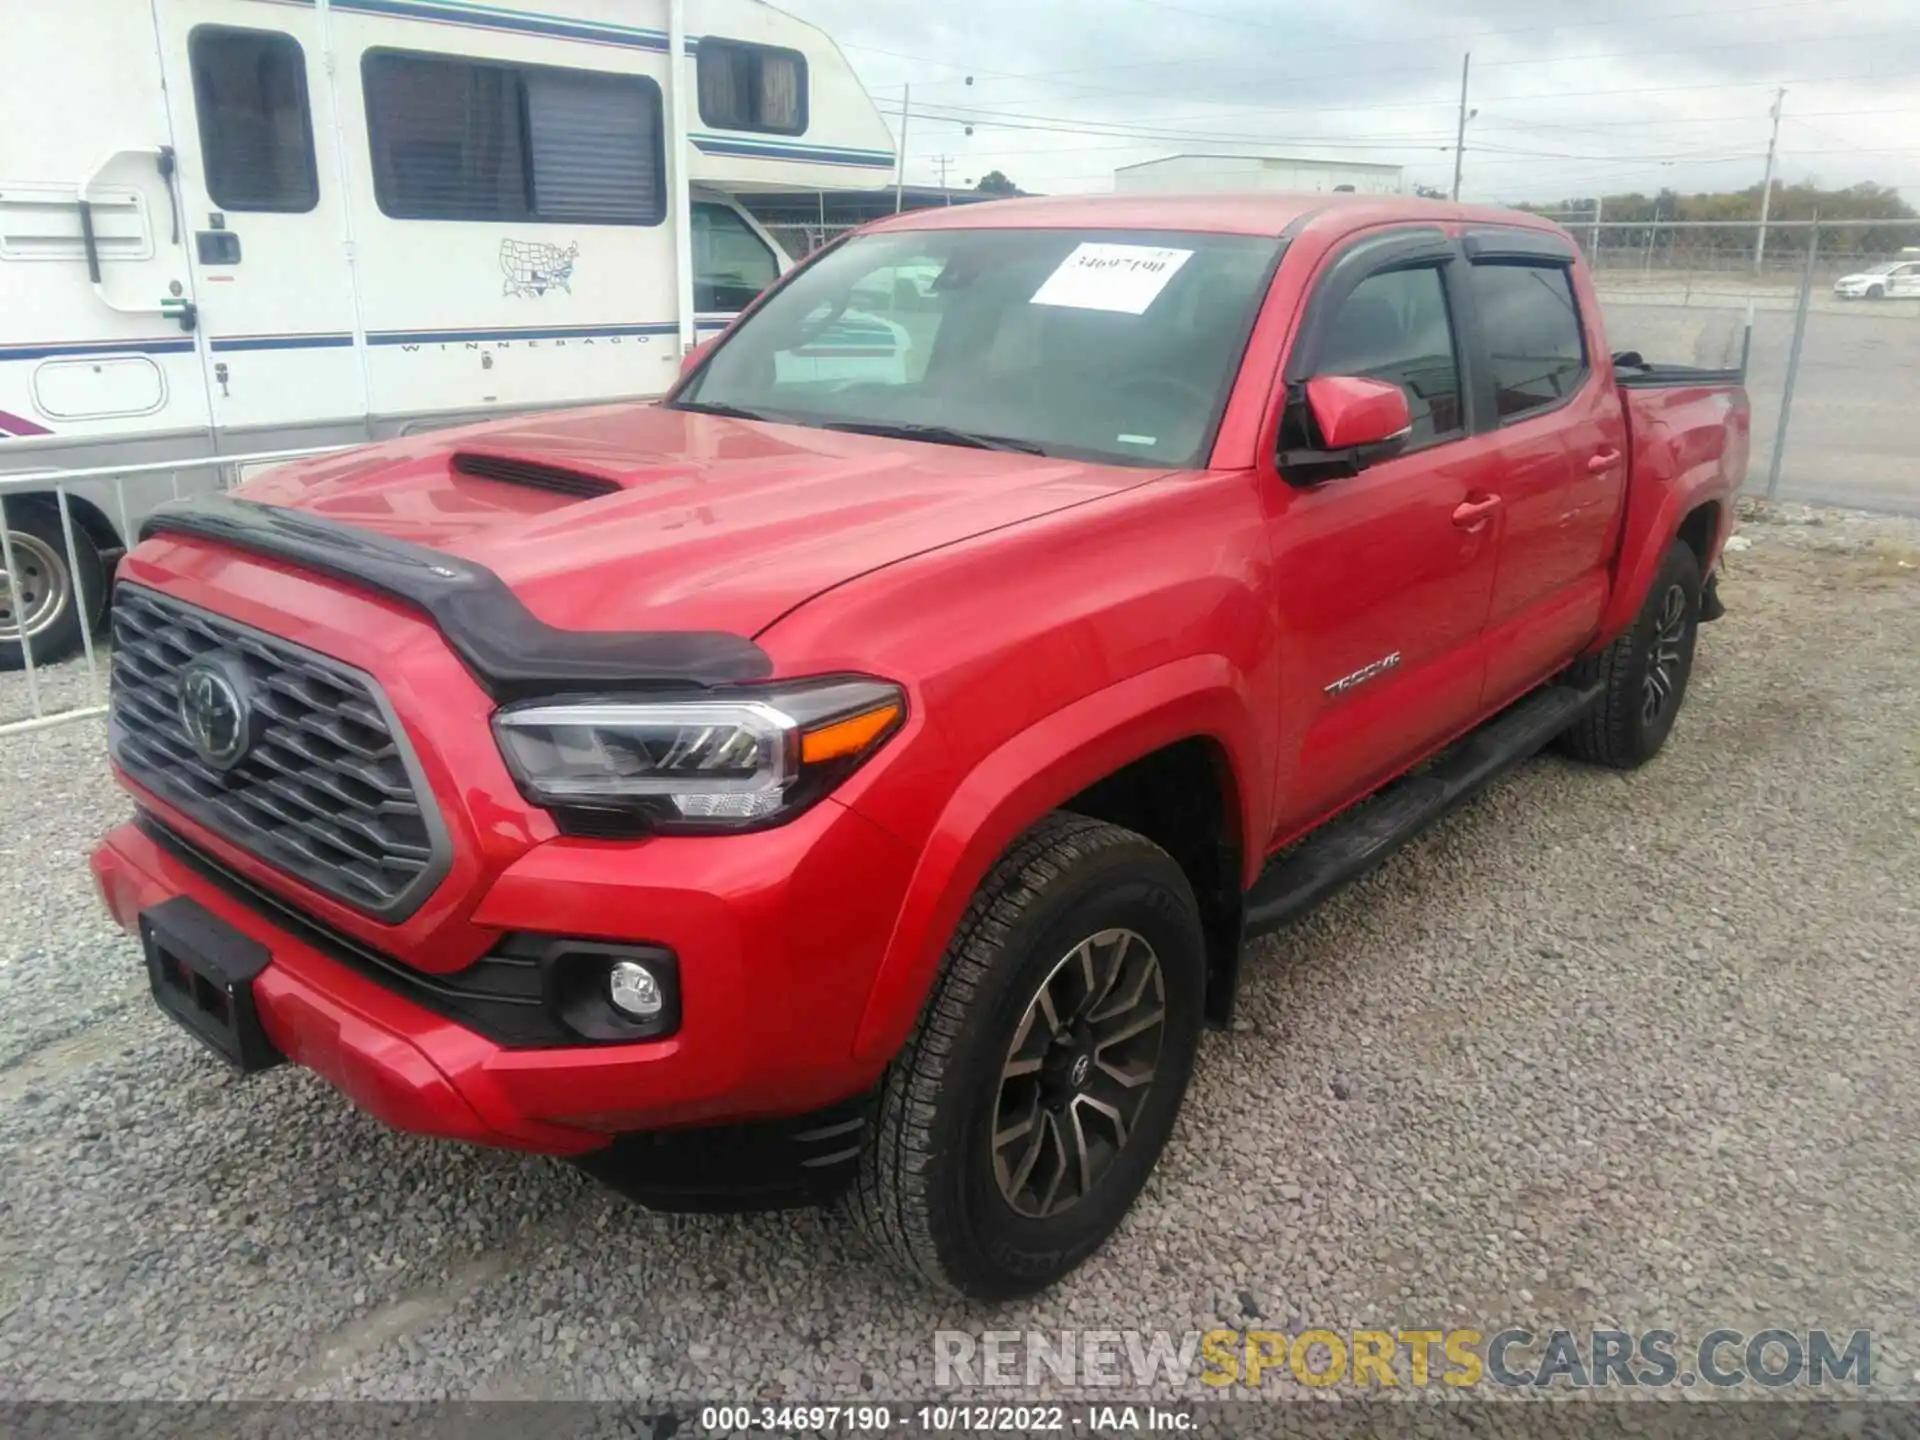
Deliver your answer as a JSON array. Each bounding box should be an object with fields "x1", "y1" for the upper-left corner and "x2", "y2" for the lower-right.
[{"x1": 109, "y1": 585, "x2": 448, "y2": 921}]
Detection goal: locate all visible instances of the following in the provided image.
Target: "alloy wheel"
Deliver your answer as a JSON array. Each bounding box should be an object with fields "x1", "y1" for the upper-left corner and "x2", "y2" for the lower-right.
[
  {"x1": 1641, "y1": 582, "x2": 1690, "y2": 726},
  {"x1": 992, "y1": 927, "x2": 1166, "y2": 1219}
]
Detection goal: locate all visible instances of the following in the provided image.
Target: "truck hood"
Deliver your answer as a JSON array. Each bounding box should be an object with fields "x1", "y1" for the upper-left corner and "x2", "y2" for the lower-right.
[{"x1": 238, "y1": 404, "x2": 1163, "y2": 638}]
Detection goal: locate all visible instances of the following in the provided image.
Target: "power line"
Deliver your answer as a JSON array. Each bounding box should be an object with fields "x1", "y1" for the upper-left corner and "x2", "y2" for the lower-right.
[
  {"x1": 875, "y1": 24, "x2": 1920, "y2": 122},
  {"x1": 850, "y1": 0, "x2": 1886, "y2": 94}
]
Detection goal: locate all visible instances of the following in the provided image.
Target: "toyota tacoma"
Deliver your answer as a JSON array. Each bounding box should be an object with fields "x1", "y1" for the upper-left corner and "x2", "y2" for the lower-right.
[{"x1": 91, "y1": 195, "x2": 1748, "y2": 1298}]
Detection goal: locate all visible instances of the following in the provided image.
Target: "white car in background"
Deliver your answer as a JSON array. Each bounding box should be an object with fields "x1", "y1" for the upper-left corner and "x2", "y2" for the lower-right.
[{"x1": 1833, "y1": 259, "x2": 1920, "y2": 300}]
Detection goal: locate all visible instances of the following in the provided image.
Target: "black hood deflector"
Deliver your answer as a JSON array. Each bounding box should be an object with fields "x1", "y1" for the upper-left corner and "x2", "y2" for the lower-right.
[{"x1": 140, "y1": 493, "x2": 773, "y2": 700}]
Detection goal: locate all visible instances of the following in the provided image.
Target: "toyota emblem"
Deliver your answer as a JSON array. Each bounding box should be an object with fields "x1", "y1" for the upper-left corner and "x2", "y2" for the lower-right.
[{"x1": 177, "y1": 657, "x2": 252, "y2": 770}]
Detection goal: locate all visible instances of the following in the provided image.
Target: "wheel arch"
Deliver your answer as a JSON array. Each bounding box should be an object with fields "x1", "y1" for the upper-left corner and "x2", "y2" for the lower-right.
[
  {"x1": 849, "y1": 655, "x2": 1264, "y2": 1064},
  {"x1": 2, "y1": 488, "x2": 122, "y2": 562},
  {"x1": 1594, "y1": 484, "x2": 1733, "y2": 650}
]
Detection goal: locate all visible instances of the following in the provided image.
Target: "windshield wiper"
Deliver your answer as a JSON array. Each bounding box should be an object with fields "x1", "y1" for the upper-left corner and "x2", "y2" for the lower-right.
[
  {"x1": 670, "y1": 399, "x2": 780, "y2": 422},
  {"x1": 819, "y1": 420, "x2": 1049, "y2": 455}
]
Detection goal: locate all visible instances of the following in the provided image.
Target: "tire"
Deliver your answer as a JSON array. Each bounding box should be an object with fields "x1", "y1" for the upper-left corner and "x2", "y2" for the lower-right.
[
  {"x1": 847, "y1": 813, "x2": 1206, "y2": 1299},
  {"x1": 1557, "y1": 539, "x2": 1701, "y2": 769},
  {"x1": 1867, "y1": 285, "x2": 1888, "y2": 301},
  {"x1": 0, "y1": 500, "x2": 107, "y2": 671}
]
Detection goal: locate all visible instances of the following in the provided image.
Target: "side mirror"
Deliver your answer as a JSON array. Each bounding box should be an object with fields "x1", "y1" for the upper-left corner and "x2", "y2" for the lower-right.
[
  {"x1": 1277, "y1": 375, "x2": 1413, "y2": 486},
  {"x1": 679, "y1": 337, "x2": 716, "y2": 378},
  {"x1": 1306, "y1": 375, "x2": 1412, "y2": 450}
]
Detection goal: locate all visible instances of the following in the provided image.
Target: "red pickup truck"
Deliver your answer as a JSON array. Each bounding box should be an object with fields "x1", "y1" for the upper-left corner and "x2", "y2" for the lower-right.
[{"x1": 91, "y1": 195, "x2": 1747, "y2": 1299}]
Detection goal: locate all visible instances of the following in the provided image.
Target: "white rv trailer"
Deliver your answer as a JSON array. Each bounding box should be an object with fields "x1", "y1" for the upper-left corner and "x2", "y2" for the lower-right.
[{"x1": 0, "y1": 0, "x2": 894, "y2": 664}]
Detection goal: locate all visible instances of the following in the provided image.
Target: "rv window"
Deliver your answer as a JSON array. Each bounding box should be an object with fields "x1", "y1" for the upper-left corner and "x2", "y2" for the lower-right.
[
  {"x1": 693, "y1": 204, "x2": 779, "y2": 312},
  {"x1": 363, "y1": 51, "x2": 665, "y2": 225},
  {"x1": 697, "y1": 39, "x2": 808, "y2": 136},
  {"x1": 189, "y1": 28, "x2": 319, "y2": 213}
]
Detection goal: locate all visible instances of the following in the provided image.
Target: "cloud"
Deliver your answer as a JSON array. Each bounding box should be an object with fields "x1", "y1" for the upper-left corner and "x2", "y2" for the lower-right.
[{"x1": 781, "y1": 0, "x2": 1920, "y2": 202}]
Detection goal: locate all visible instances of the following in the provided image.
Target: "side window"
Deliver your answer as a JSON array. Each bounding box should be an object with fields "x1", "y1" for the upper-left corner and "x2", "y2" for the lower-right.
[
  {"x1": 363, "y1": 51, "x2": 664, "y2": 225},
  {"x1": 1470, "y1": 262, "x2": 1587, "y2": 421},
  {"x1": 1314, "y1": 265, "x2": 1462, "y2": 444},
  {"x1": 189, "y1": 28, "x2": 319, "y2": 213},
  {"x1": 692, "y1": 203, "x2": 780, "y2": 312},
  {"x1": 697, "y1": 39, "x2": 807, "y2": 135}
]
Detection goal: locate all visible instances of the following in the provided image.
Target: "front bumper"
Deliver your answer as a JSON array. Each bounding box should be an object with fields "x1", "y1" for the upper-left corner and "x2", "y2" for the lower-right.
[{"x1": 92, "y1": 793, "x2": 914, "y2": 1157}]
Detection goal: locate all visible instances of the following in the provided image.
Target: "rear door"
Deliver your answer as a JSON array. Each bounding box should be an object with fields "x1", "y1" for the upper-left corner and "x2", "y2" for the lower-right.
[
  {"x1": 1264, "y1": 229, "x2": 1500, "y2": 834},
  {"x1": 152, "y1": 2, "x2": 365, "y2": 443},
  {"x1": 1459, "y1": 235, "x2": 1628, "y2": 705}
]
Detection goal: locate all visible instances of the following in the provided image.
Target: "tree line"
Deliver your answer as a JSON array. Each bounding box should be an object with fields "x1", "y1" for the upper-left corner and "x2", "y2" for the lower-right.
[{"x1": 1516, "y1": 180, "x2": 1917, "y2": 258}]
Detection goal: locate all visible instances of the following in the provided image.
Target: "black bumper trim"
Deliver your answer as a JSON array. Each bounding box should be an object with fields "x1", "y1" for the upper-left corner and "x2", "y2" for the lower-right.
[
  {"x1": 572, "y1": 1090, "x2": 878, "y2": 1212},
  {"x1": 139, "y1": 493, "x2": 773, "y2": 700},
  {"x1": 139, "y1": 813, "x2": 590, "y2": 1048}
]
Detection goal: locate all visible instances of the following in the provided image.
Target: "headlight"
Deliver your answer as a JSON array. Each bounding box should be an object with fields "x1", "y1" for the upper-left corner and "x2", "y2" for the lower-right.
[{"x1": 492, "y1": 677, "x2": 905, "y2": 834}]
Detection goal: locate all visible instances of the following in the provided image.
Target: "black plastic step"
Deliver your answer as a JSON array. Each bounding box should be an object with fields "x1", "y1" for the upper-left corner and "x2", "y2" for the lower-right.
[{"x1": 1243, "y1": 681, "x2": 1604, "y2": 937}]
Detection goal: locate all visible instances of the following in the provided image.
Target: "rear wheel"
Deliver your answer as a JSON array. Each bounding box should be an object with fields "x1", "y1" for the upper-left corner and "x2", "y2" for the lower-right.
[
  {"x1": 0, "y1": 501, "x2": 106, "y2": 671},
  {"x1": 1558, "y1": 539, "x2": 1701, "y2": 769},
  {"x1": 848, "y1": 814, "x2": 1205, "y2": 1299}
]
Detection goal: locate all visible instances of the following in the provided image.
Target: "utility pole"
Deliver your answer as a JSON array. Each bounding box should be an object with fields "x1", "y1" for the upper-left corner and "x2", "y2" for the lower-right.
[
  {"x1": 1450, "y1": 53, "x2": 1471, "y2": 202},
  {"x1": 932, "y1": 154, "x2": 955, "y2": 199},
  {"x1": 1755, "y1": 87, "x2": 1785, "y2": 274},
  {"x1": 893, "y1": 84, "x2": 911, "y2": 213}
]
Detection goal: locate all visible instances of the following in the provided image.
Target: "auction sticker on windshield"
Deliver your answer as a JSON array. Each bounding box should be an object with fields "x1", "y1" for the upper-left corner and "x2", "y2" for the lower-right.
[{"x1": 1030, "y1": 243, "x2": 1194, "y2": 314}]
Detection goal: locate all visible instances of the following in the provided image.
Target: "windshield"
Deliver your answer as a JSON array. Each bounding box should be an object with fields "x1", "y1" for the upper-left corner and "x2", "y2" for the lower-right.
[
  {"x1": 674, "y1": 228, "x2": 1281, "y2": 467},
  {"x1": 1861, "y1": 263, "x2": 1900, "y2": 275}
]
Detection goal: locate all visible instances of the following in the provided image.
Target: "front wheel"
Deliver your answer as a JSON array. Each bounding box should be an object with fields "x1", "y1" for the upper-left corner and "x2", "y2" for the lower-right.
[
  {"x1": 847, "y1": 814, "x2": 1205, "y2": 1299},
  {"x1": 1557, "y1": 539, "x2": 1701, "y2": 769}
]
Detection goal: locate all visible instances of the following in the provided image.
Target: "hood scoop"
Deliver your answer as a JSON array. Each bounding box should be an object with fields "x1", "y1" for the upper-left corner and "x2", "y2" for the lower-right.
[{"x1": 451, "y1": 450, "x2": 621, "y2": 500}]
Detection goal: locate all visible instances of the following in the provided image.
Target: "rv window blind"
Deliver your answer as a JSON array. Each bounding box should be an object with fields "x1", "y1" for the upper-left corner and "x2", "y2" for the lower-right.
[
  {"x1": 525, "y1": 70, "x2": 664, "y2": 225},
  {"x1": 189, "y1": 27, "x2": 320, "y2": 213},
  {"x1": 697, "y1": 39, "x2": 808, "y2": 136},
  {"x1": 364, "y1": 50, "x2": 663, "y2": 226},
  {"x1": 364, "y1": 53, "x2": 530, "y2": 221}
]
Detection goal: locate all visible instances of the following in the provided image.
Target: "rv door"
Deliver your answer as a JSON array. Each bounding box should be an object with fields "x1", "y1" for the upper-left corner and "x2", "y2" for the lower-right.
[
  {"x1": 151, "y1": 1, "x2": 366, "y2": 447},
  {"x1": 691, "y1": 197, "x2": 788, "y2": 332},
  {"x1": 0, "y1": 0, "x2": 210, "y2": 453}
]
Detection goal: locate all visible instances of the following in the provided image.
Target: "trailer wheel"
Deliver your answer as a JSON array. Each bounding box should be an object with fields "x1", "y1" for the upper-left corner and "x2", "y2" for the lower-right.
[
  {"x1": 847, "y1": 814, "x2": 1205, "y2": 1299},
  {"x1": 0, "y1": 501, "x2": 107, "y2": 671}
]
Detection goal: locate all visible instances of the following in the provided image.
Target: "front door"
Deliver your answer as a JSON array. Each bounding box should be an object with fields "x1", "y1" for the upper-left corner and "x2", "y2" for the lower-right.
[
  {"x1": 152, "y1": 1, "x2": 365, "y2": 443},
  {"x1": 1265, "y1": 236, "x2": 1501, "y2": 837}
]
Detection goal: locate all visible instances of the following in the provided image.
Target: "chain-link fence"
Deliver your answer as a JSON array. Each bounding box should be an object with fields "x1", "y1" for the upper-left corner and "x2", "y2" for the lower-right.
[
  {"x1": 1533, "y1": 215, "x2": 1920, "y2": 514},
  {"x1": 765, "y1": 222, "x2": 859, "y2": 260}
]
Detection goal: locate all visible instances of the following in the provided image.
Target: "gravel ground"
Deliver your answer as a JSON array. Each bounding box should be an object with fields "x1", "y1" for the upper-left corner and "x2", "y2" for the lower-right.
[{"x1": 0, "y1": 504, "x2": 1916, "y2": 1407}]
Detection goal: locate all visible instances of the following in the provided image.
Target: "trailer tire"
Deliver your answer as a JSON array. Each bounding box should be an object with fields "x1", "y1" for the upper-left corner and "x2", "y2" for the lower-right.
[{"x1": 0, "y1": 500, "x2": 107, "y2": 671}]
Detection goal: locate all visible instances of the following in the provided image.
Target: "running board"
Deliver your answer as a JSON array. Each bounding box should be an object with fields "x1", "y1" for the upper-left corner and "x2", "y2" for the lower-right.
[{"x1": 1242, "y1": 681, "x2": 1605, "y2": 937}]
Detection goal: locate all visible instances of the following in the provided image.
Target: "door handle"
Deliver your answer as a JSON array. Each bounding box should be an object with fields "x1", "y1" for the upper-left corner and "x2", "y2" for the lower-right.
[
  {"x1": 1451, "y1": 494, "x2": 1502, "y2": 528},
  {"x1": 1588, "y1": 448, "x2": 1623, "y2": 473}
]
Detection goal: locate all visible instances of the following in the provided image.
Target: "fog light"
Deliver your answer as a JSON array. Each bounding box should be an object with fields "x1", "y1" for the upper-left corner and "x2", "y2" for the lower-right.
[{"x1": 607, "y1": 960, "x2": 664, "y2": 1019}]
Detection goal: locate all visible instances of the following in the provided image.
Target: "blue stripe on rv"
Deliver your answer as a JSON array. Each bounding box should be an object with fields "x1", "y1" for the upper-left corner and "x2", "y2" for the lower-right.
[
  {"x1": 367, "y1": 322, "x2": 681, "y2": 345},
  {"x1": 319, "y1": 0, "x2": 677, "y2": 50},
  {"x1": 209, "y1": 334, "x2": 357, "y2": 353},
  {"x1": 0, "y1": 339, "x2": 197, "y2": 362},
  {"x1": 692, "y1": 137, "x2": 895, "y2": 167}
]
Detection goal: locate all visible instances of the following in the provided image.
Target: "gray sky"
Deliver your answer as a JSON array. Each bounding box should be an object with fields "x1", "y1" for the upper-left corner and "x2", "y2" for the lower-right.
[{"x1": 781, "y1": 0, "x2": 1920, "y2": 205}]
